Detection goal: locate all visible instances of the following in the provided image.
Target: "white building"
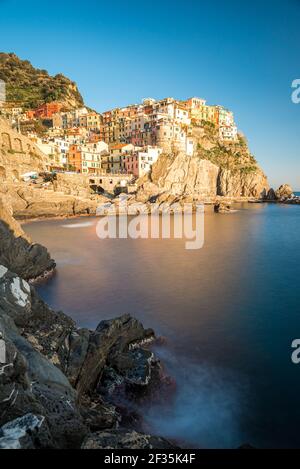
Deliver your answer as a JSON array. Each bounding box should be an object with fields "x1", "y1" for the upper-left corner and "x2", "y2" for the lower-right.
[
  {"x1": 80, "y1": 141, "x2": 108, "y2": 174},
  {"x1": 186, "y1": 138, "x2": 195, "y2": 156},
  {"x1": 138, "y1": 146, "x2": 162, "y2": 177},
  {"x1": 186, "y1": 97, "x2": 207, "y2": 109},
  {"x1": 174, "y1": 106, "x2": 190, "y2": 125},
  {"x1": 35, "y1": 139, "x2": 63, "y2": 167},
  {"x1": 219, "y1": 125, "x2": 238, "y2": 141}
]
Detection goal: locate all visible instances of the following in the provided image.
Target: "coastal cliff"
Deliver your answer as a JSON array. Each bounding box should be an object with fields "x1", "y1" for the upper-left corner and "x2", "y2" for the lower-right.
[{"x1": 137, "y1": 127, "x2": 269, "y2": 202}]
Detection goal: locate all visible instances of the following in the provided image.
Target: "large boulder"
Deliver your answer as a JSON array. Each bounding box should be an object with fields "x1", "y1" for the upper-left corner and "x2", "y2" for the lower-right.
[
  {"x1": 0, "y1": 196, "x2": 55, "y2": 280},
  {"x1": 0, "y1": 324, "x2": 87, "y2": 449},
  {"x1": 75, "y1": 314, "x2": 155, "y2": 397},
  {"x1": 214, "y1": 201, "x2": 232, "y2": 213},
  {"x1": 275, "y1": 184, "x2": 294, "y2": 200},
  {"x1": 266, "y1": 188, "x2": 277, "y2": 200}
]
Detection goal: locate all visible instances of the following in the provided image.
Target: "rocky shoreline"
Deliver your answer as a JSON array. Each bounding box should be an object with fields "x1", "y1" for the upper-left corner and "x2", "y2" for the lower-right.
[
  {"x1": 2, "y1": 179, "x2": 297, "y2": 225},
  {"x1": 0, "y1": 196, "x2": 176, "y2": 449}
]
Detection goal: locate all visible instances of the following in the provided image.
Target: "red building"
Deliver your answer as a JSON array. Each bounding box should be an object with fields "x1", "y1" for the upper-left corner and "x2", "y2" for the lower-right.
[{"x1": 27, "y1": 102, "x2": 63, "y2": 120}]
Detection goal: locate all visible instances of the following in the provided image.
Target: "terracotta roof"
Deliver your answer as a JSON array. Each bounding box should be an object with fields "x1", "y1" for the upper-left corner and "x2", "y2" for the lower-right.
[{"x1": 110, "y1": 144, "x2": 129, "y2": 150}]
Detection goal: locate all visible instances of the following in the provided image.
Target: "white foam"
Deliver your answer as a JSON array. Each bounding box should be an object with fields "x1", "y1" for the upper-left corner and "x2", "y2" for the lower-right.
[{"x1": 61, "y1": 222, "x2": 95, "y2": 229}]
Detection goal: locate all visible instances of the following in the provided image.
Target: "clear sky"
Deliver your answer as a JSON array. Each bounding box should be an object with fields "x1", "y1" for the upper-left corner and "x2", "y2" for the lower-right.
[{"x1": 0, "y1": 0, "x2": 299, "y2": 189}]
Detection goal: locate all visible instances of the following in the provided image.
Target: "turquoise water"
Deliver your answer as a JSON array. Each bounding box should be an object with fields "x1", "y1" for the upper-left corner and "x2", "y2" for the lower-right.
[{"x1": 24, "y1": 203, "x2": 300, "y2": 448}]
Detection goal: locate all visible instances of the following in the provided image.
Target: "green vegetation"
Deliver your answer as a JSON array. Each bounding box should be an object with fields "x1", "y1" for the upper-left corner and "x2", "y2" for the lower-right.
[
  {"x1": 19, "y1": 119, "x2": 49, "y2": 136},
  {"x1": 197, "y1": 141, "x2": 258, "y2": 173},
  {"x1": 0, "y1": 52, "x2": 84, "y2": 109}
]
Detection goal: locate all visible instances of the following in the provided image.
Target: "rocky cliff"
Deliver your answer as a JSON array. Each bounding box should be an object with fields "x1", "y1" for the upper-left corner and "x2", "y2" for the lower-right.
[
  {"x1": 0, "y1": 53, "x2": 84, "y2": 110},
  {"x1": 138, "y1": 126, "x2": 269, "y2": 202},
  {"x1": 1, "y1": 181, "x2": 109, "y2": 220}
]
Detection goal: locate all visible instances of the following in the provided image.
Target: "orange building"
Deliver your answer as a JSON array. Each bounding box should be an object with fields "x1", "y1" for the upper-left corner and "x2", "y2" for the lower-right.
[
  {"x1": 26, "y1": 110, "x2": 36, "y2": 120},
  {"x1": 67, "y1": 144, "x2": 82, "y2": 172}
]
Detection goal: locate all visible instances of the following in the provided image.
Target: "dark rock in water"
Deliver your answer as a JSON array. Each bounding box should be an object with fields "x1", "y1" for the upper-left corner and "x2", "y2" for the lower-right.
[
  {"x1": 266, "y1": 188, "x2": 277, "y2": 201},
  {"x1": 81, "y1": 429, "x2": 178, "y2": 449},
  {"x1": 0, "y1": 196, "x2": 55, "y2": 280},
  {"x1": 214, "y1": 202, "x2": 232, "y2": 213},
  {"x1": 111, "y1": 348, "x2": 156, "y2": 386},
  {"x1": 75, "y1": 314, "x2": 155, "y2": 397},
  {"x1": 265, "y1": 185, "x2": 298, "y2": 204}
]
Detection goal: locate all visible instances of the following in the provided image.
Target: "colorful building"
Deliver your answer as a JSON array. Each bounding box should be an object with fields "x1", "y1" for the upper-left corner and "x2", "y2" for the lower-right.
[
  {"x1": 27, "y1": 102, "x2": 63, "y2": 120},
  {"x1": 124, "y1": 146, "x2": 162, "y2": 178}
]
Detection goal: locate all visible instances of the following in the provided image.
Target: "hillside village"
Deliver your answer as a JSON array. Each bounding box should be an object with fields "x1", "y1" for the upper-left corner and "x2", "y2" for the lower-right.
[
  {"x1": 0, "y1": 55, "x2": 273, "y2": 208},
  {"x1": 0, "y1": 93, "x2": 238, "y2": 180}
]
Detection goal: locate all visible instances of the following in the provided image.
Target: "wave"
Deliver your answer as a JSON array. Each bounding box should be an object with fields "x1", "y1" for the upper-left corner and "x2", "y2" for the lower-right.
[
  {"x1": 61, "y1": 222, "x2": 95, "y2": 229},
  {"x1": 141, "y1": 346, "x2": 247, "y2": 448}
]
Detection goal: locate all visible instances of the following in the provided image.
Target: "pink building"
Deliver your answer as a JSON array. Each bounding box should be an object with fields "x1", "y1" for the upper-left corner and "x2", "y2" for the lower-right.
[
  {"x1": 124, "y1": 146, "x2": 162, "y2": 178},
  {"x1": 124, "y1": 153, "x2": 139, "y2": 177}
]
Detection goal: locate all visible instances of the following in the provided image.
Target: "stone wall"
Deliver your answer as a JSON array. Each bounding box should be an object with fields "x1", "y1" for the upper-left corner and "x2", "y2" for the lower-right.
[
  {"x1": 53, "y1": 173, "x2": 91, "y2": 197},
  {"x1": 0, "y1": 118, "x2": 47, "y2": 182},
  {"x1": 89, "y1": 174, "x2": 133, "y2": 193}
]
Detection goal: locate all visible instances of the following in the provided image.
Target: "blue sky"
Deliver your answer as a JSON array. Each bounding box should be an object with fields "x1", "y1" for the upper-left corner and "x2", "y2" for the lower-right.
[{"x1": 0, "y1": 0, "x2": 299, "y2": 188}]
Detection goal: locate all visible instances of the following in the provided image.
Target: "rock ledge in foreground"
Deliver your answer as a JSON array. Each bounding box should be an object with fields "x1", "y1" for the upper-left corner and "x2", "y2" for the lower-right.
[{"x1": 82, "y1": 429, "x2": 177, "y2": 449}]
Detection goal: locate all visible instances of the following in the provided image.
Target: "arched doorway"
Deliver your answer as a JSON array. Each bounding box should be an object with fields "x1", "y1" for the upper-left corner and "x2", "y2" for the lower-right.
[
  {"x1": 14, "y1": 138, "x2": 23, "y2": 152},
  {"x1": 1, "y1": 133, "x2": 11, "y2": 150}
]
